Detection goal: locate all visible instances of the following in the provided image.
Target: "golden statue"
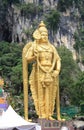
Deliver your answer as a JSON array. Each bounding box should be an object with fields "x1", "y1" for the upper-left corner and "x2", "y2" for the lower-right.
[{"x1": 22, "y1": 21, "x2": 61, "y2": 121}]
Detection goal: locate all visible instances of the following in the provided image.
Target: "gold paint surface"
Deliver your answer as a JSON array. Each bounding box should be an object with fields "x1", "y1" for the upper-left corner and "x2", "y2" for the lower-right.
[{"x1": 22, "y1": 21, "x2": 62, "y2": 121}]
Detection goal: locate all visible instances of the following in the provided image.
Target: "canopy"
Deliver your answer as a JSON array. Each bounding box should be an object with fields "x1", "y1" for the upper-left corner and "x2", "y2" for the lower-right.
[
  {"x1": 0, "y1": 105, "x2": 41, "y2": 130},
  {"x1": 73, "y1": 120, "x2": 84, "y2": 128}
]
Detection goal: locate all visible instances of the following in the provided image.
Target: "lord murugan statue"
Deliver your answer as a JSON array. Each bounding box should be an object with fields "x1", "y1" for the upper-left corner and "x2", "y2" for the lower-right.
[{"x1": 22, "y1": 21, "x2": 61, "y2": 121}]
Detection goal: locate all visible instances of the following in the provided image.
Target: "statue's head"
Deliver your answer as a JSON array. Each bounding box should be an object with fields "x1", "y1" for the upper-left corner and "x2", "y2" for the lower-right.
[{"x1": 33, "y1": 21, "x2": 48, "y2": 43}]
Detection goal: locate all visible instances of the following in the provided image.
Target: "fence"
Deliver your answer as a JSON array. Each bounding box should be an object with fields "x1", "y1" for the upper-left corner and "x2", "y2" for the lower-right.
[{"x1": 61, "y1": 106, "x2": 79, "y2": 117}]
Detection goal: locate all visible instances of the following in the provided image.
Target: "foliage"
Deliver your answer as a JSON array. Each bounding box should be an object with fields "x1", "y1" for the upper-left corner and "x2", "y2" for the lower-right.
[
  {"x1": 57, "y1": 46, "x2": 80, "y2": 105},
  {"x1": 0, "y1": 41, "x2": 25, "y2": 115},
  {"x1": 70, "y1": 72, "x2": 84, "y2": 106},
  {"x1": 10, "y1": 63, "x2": 23, "y2": 94},
  {"x1": 45, "y1": 10, "x2": 60, "y2": 33},
  {"x1": 0, "y1": 41, "x2": 37, "y2": 117},
  {"x1": 23, "y1": 28, "x2": 34, "y2": 40},
  {"x1": 74, "y1": 28, "x2": 84, "y2": 65},
  {"x1": 28, "y1": 93, "x2": 38, "y2": 120},
  {"x1": 10, "y1": 94, "x2": 24, "y2": 116},
  {"x1": 57, "y1": 0, "x2": 84, "y2": 12},
  {"x1": 57, "y1": 0, "x2": 73, "y2": 12},
  {"x1": 74, "y1": 0, "x2": 84, "y2": 20},
  {"x1": 0, "y1": 41, "x2": 23, "y2": 94},
  {"x1": 20, "y1": 3, "x2": 43, "y2": 18},
  {"x1": 2, "y1": 0, "x2": 20, "y2": 6}
]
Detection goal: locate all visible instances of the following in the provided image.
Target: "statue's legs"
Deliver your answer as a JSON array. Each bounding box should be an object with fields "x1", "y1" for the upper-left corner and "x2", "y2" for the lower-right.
[
  {"x1": 38, "y1": 84, "x2": 46, "y2": 118},
  {"x1": 45, "y1": 86, "x2": 50, "y2": 119},
  {"x1": 48, "y1": 81, "x2": 57, "y2": 120}
]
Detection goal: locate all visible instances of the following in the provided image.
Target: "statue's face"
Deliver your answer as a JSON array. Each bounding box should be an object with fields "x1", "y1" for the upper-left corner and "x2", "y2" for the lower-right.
[{"x1": 40, "y1": 32, "x2": 48, "y2": 43}]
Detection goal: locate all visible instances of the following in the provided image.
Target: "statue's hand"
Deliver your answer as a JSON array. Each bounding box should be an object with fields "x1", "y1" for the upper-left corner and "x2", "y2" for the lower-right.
[{"x1": 52, "y1": 70, "x2": 59, "y2": 77}]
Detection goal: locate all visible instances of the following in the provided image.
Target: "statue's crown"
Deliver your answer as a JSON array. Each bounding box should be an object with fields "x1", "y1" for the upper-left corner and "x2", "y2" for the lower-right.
[
  {"x1": 38, "y1": 21, "x2": 48, "y2": 33},
  {"x1": 39, "y1": 21, "x2": 46, "y2": 28}
]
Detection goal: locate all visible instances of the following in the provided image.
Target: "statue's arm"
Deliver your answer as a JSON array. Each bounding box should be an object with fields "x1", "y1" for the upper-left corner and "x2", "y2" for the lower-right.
[
  {"x1": 25, "y1": 46, "x2": 36, "y2": 63},
  {"x1": 53, "y1": 57, "x2": 61, "y2": 77}
]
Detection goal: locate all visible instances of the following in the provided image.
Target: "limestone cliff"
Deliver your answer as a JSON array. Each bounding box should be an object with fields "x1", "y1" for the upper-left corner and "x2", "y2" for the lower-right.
[{"x1": 0, "y1": 0, "x2": 84, "y2": 70}]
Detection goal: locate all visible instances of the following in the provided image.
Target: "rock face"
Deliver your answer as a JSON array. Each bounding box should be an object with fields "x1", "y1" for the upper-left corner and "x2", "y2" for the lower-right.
[
  {"x1": 0, "y1": 0, "x2": 78, "y2": 46},
  {"x1": 11, "y1": 1, "x2": 79, "y2": 60},
  {"x1": 0, "y1": 1, "x2": 12, "y2": 42},
  {"x1": 11, "y1": 1, "x2": 75, "y2": 43},
  {"x1": 0, "y1": 0, "x2": 84, "y2": 70}
]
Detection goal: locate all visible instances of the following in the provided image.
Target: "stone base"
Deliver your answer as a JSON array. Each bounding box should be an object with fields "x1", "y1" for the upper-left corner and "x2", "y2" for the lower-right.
[{"x1": 38, "y1": 119, "x2": 74, "y2": 130}]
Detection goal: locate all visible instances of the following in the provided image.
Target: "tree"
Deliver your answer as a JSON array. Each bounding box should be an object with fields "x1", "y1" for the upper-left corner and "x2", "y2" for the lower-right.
[
  {"x1": 74, "y1": 29, "x2": 84, "y2": 65},
  {"x1": 45, "y1": 10, "x2": 60, "y2": 33},
  {"x1": 44, "y1": 9, "x2": 60, "y2": 42},
  {"x1": 57, "y1": 0, "x2": 73, "y2": 12},
  {"x1": 0, "y1": 41, "x2": 23, "y2": 94},
  {"x1": 57, "y1": 46, "x2": 80, "y2": 106},
  {"x1": 57, "y1": 0, "x2": 84, "y2": 12},
  {"x1": 20, "y1": 3, "x2": 43, "y2": 19},
  {"x1": 0, "y1": 41, "x2": 24, "y2": 115},
  {"x1": 70, "y1": 72, "x2": 84, "y2": 106}
]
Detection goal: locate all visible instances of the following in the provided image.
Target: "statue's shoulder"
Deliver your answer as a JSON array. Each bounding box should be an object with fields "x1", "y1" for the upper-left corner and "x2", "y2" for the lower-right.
[
  {"x1": 23, "y1": 41, "x2": 33, "y2": 54},
  {"x1": 49, "y1": 43, "x2": 56, "y2": 51}
]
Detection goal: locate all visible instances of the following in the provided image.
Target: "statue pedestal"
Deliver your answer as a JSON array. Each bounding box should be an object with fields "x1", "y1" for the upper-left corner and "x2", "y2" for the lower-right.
[{"x1": 38, "y1": 119, "x2": 74, "y2": 130}]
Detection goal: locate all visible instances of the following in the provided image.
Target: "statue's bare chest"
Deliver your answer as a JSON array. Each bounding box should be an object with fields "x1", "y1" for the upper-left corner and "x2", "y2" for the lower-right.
[{"x1": 37, "y1": 44, "x2": 53, "y2": 62}]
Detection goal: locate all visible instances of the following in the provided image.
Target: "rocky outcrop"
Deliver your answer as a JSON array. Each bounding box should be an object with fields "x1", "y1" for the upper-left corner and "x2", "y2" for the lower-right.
[
  {"x1": 0, "y1": 0, "x2": 84, "y2": 70},
  {"x1": 0, "y1": 1, "x2": 12, "y2": 42},
  {"x1": 0, "y1": 0, "x2": 78, "y2": 46}
]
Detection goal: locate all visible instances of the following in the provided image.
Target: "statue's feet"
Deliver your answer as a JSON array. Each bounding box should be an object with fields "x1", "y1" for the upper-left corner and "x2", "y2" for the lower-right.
[
  {"x1": 25, "y1": 117, "x2": 28, "y2": 121},
  {"x1": 57, "y1": 117, "x2": 65, "y2": 121},
  {"x1": 48, "y1": 116, "x2": 55, "y2": 120},
  {"x1": 39, "y1": 114, "x2": 47, "y2": 119}
]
